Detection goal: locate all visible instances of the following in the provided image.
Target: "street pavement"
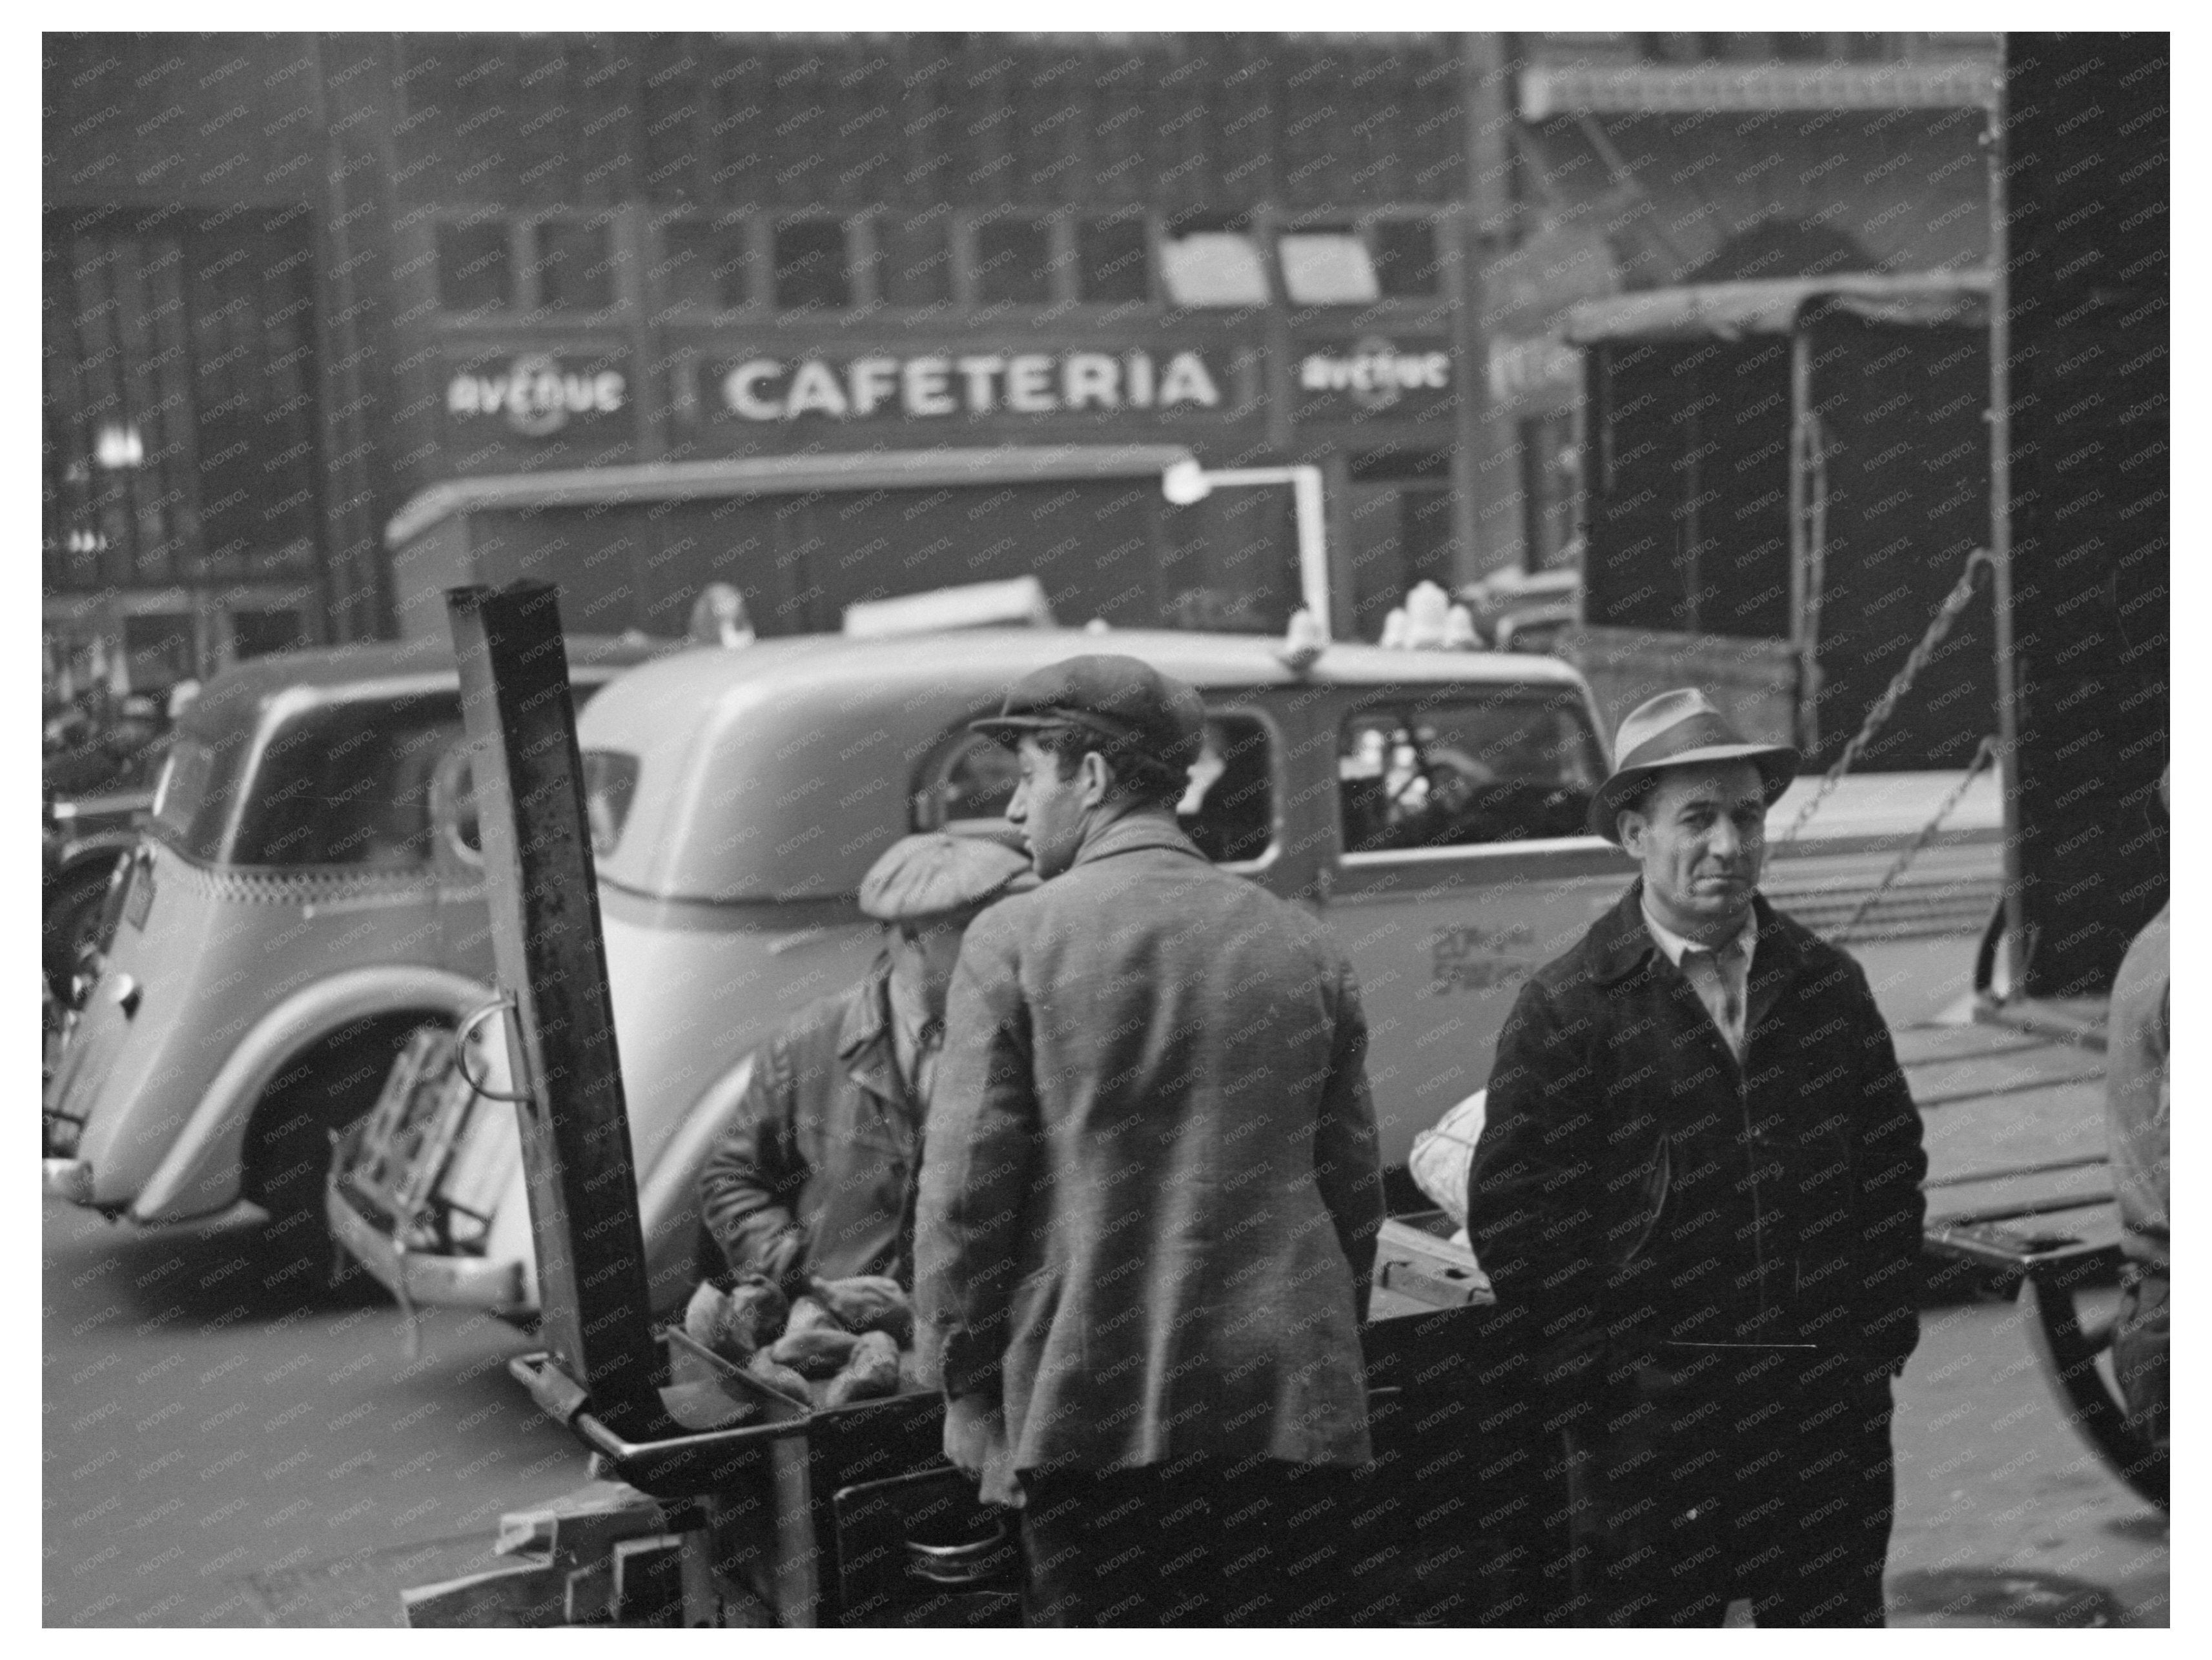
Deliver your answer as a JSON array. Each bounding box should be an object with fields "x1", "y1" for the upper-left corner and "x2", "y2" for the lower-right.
[
  {"x1": 43, "y1": 1211, "x2": 2169, "y2": 1626},
  {"x1": 43, "y1": 1198, "x2": 587, "y2": 1626},
  {"x1": 41, "y1": 934, "x2": 2166, "y2": 1627}
]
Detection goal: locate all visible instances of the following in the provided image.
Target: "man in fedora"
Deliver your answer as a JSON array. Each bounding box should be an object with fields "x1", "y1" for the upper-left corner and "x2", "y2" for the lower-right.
[
  {"x1": 1468, "y1": 688, "x2": 1927, "y2": 1627},
  {"x1": 915, "y1": 655, "x2": 1384, "y2": 1626}
]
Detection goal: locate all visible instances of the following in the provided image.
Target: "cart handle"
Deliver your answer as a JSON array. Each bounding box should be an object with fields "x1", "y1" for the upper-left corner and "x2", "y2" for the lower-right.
[{"x1": 455, "y1": 996, "x2": 533, "y2": 1103}]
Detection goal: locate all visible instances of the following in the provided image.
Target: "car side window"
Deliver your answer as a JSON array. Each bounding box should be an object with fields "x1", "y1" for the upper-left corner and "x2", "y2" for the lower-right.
[
  {"x1": 1338, "y1": 694, "x2": 1604, "y2": 854},
  {"x1": 912, "y1": 711, "x2": 1276, "y2": 866}
]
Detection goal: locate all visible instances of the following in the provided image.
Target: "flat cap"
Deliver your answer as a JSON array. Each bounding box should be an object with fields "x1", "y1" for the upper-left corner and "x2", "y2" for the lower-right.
[
  {"x1": 970, "y1": 654, "x2": 1204, "y2": 776},
  {"x1": 857, "y1": 832, "x2": 1034, "y2": 923}
]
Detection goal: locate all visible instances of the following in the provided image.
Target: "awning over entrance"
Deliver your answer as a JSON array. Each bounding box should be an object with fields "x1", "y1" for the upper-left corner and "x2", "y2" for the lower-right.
[
  {"x1": 1519, "y1": 60, "x2": 1998, "y2": 120},
  {"x1": 386, "y1": 445, "x2": 1198, "y2": 548},
  {"x1": 1565, "y1": 269, "x2": 1992, "y2": 345}
]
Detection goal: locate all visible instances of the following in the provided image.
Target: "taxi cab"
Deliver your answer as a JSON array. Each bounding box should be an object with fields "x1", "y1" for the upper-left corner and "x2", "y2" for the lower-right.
[
  {"x1": 39, "y1": 635, "x2": 662, "y2": 1292},
  {"x1": 325, "y1": 620, "x2": 2002, "y2": 1315}
]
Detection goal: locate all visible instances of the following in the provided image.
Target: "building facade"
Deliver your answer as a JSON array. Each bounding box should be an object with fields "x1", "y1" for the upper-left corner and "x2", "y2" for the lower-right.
[{"x1": 45, "y1": 32, "x2": 1998, "y2": 686}]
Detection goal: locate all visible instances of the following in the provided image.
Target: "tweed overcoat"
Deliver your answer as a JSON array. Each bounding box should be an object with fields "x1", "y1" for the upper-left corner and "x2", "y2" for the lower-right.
[
  {"x1": 1468, "y1": 881, "x2": 1928, "y2": 1403},
  {"x1": 916, "y1": 813, "x2": 1384, "y2": 1478}
]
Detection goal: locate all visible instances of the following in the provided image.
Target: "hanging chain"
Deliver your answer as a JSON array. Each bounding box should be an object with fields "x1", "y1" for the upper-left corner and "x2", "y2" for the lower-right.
[
  {"x1": 1779, "y1": 546, "x2": 1995, "y2": 847},
  {"x1": 1830, "y1": 734, "x2": 2000, "y2": 946}
]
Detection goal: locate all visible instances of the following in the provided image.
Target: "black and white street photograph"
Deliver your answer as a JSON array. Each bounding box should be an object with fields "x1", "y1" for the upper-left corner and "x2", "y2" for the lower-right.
[{"x1": 38, "y1": 22, "x2": 2172, "y2": 1629}]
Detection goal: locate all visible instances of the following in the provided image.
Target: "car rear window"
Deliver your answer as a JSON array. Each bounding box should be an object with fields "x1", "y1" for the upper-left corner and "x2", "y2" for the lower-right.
[
  {"x1": 229, "y1": 695, "x2": 462, "y2": 867},
  {"x1": 1338, "y1": 693, "x2": 1604, "y2": 853}
]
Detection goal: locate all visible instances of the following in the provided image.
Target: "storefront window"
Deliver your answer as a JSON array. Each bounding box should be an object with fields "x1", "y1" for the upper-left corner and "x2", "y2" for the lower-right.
[
  {"x1": 657, "y1": 217, "x2": 750, "y2": 311},
  {"x1": 1077, "y1": 216, "x2": 1151, "y2": 304},
  {"x1": 773, "y1": 218, "x2": 853, "y2": 311},
  {"x1": 1160, "y1": 226, "x2": 1268, "y2": 307},
  {"x1": 974, "y1": 216, "x2": 1053, "y2": 305},
  {"x1": 535, "y1": 219, "x2": 616, "y2": 312},
  {"x1": 878, "y1": 210, "x2": 952, "y2": 308},
  {"x1": 1280, "y1": 230, "x2": 1379, "y2": 305},
  {"x1": 437, "y1": 220, "x2": 511, "y2": 313},
  {"x1": 1520, "y1": 414, "x2": 1583, "y2": 571},
  {"x1": 1372, "y1": 218, "x2": 1442, "y2": 298}
]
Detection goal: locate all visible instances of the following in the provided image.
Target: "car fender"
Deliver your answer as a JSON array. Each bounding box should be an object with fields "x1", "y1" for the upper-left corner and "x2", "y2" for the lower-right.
[
  {"x1": 130, "y1": 964, "x2": 497, "y2": 1224},
  {"x1": 51, "y1": 828, "x2": 141, "y2": 877},
  {"x1": 636, "y1": 1053, "x2": 757, "y2": 1305}
]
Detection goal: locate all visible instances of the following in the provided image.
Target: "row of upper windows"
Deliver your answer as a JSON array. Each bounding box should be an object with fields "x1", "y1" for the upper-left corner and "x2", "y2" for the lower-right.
[{"x1": 433, "y1": 210, "x2": 1448, "y2": 318}]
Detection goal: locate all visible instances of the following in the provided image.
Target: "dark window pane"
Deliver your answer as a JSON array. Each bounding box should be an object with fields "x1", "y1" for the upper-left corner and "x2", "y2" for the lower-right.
[
  {"x1": 773, "y1": 218, "x2": 852, "y2": 311},
  {"x1": 1373, "y1": 219, "x2": 1440, "y2": 298},
  {"x1": 879, "y1": 212, "x2": 952, "y2": 308},
  {"x1": 437, "y1": 221, "x2": 510, "y2": 312},
  {"x1": 1180, "y1": 713, "x2": 1275, "y2": 865},
  {"x1": 1078, "y1": 217, "x2": 1150, "y2": 303},
  {"x1": 659, "y1": 219, "x2": 748, "y2": 309},
  {"x1": 230, "y1": 696, "x2": 460, "y2": 868},
  {"x1": 537, "y1": 220, "x2": 615, "y2": 311},
  {"x1": 974, "y1": 218, "x2": 1052, "y2": 304},
  {"x1": 230, "y1": 610, "x2": 307, "y2": 660},
  {"x1": 1338, "y1": 696, "x2": 1606, "y2": 852}
]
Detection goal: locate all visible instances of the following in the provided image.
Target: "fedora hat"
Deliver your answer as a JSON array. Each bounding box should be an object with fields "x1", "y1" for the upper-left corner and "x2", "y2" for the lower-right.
[{"x1": 1588, "y1": 688, "x2": 1799, "y2": 843}]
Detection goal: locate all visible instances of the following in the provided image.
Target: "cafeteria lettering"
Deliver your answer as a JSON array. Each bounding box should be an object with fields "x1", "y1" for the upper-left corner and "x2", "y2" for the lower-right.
[{"x1": 720, "y1": 349, "x2": 1224, "y2": 421}]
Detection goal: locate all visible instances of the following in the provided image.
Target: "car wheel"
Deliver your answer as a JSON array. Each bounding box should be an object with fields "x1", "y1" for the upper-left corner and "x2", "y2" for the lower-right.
[{"x1": 245, "y1": 1015, "x2": 445, "y2": 1299}]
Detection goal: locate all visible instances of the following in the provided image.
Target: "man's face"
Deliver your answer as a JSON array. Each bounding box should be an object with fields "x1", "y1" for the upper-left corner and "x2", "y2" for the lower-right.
[
  {"x1": 1619, "y1": 760, "x2": 1767, "y2": 942},
  {"x1": 1006, "y1": 733, "x2": 1094, "y2": 879}
]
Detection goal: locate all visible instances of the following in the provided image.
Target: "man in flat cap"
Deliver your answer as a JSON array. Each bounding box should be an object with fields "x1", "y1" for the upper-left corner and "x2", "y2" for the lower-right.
[
  {"x1": 697, "y1": 832, "x2": 1031, "y2": 1308},
  {"x1": 916, "y1": 655, "x2": 1384, "y2": 1626},
  {"x1": 1468, "y1": 688, "x2": 1927, "y2": 1627}
]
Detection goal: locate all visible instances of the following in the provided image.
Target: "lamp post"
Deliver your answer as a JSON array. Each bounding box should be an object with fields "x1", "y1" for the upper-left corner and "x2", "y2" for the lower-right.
[{"x1": 1160, "y1": 460, "x2": 1333, "y2": 642}]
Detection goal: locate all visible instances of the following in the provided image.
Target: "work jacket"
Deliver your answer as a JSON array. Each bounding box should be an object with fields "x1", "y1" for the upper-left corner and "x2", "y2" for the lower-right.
[
  {"x1": 697, "y1": 959, "x2": 922, "y2": 1294},
  {"x1": 916, "y1": 812, "x2": 1384, "y2": 1479},
  {"x1": 1468, "y1": 881, "x2": 1927, "y2": 1405}
]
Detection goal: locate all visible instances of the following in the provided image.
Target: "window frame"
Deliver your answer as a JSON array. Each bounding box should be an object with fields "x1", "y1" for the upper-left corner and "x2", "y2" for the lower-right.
[
  {"x1": 1273, "y1": 207, "x2": 1449, "y2": 309},
  {"x1": 1331, "y1": 687, "x2": 1610, "y2": 867},
  {"x1": 646, "y1": 209, "x2": 763, "y2": 319},
  {"x1": 906, "y1": 699, "x2": 1284, "y2": 874}
]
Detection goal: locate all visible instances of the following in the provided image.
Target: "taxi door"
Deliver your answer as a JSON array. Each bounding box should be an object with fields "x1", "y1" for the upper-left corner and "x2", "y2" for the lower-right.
[{"x1": 1314, "y1": 681, "x2": 1627, "y2": 1170}]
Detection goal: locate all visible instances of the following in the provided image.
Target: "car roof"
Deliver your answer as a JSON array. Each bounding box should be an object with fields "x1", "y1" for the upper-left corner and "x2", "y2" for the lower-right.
[
  {"x1": 174, "y1": 634, "x2": 670, "y2": 748},
  {"x1": 581, "y1": 626, "x2": 1592, "y2": 903}
]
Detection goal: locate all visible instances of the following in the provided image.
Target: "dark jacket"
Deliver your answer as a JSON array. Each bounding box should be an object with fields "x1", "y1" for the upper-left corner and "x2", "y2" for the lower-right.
[
  {"x1": 1469, "y1": 882, "x2": 1927, "y2": 1402},
  {"x1": 697, "y1": 959, "x2": 922, "y2": 1294},
  {"x1": 916, "y1": 813, "x2": 1384, "y2": 1477}
]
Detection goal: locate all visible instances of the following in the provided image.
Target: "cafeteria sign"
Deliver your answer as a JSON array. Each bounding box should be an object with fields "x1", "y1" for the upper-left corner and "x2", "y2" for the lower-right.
[
  {"x1": 446, "y1": 353, "x2": 628, "y2": 438},
  {"x1": 711, "y1": 347, "x2": 1228, "y2": 422}
]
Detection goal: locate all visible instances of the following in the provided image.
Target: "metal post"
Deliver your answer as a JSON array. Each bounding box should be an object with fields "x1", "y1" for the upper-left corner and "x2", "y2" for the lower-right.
[
  {"x1": 446, "y1": 580, "x2": 663, "y2": 1435},
  {"x1": 1985, "y1": 53, "x2": 2029, "y2": 998},
  {"x1": 1788, "y1": 328, "x2": 1812, "y2": 751}
]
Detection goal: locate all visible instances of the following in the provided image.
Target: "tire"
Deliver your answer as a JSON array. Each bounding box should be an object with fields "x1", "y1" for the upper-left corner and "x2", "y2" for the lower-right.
[{"x1": 243, "y1": 1014, "x2": 447, "y2": 1296}]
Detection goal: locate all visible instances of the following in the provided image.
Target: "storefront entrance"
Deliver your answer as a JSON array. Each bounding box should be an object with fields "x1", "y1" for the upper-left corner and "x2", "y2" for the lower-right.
[{"x1": 43, "y1": 207, "x2": 327, "y2": 696}]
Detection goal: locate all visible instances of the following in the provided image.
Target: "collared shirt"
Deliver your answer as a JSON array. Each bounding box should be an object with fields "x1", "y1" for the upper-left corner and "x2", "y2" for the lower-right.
[{"x1": 1642, "y1": 899, "x2": 1757, "y2": 1061}]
